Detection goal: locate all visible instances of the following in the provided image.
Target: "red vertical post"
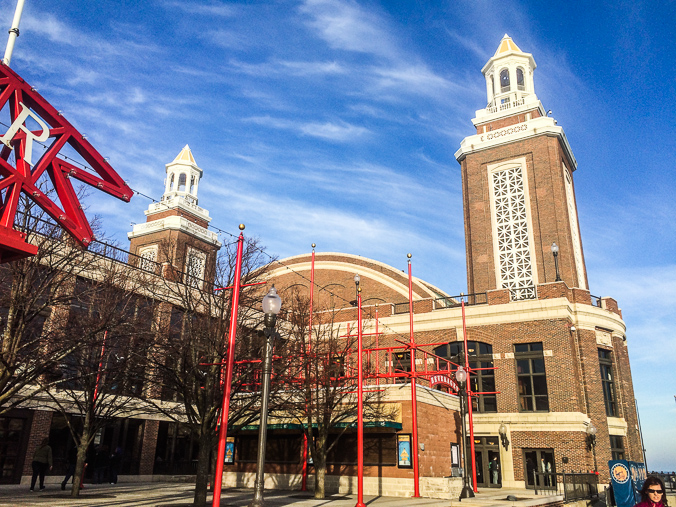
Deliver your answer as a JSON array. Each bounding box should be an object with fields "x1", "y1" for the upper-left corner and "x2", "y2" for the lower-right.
[
  {"x1": 302, "y1": 244, "x2": 316, "y2": 492},
  {"x1": 407, "y1": 255, "x2": 420, "y2": 497},
  {"x1": 212, "y1": 228, "x2": 245, "y2": 507},
  {"x1": 355, "y1": 287, "x2": 365, "y2": 507},
  {"x1": 93, "y1": 330, "x2": 108, "y2": 404},
  {"x1": 375, "y1": 305, "x2": 379, "y2": 385},
  {"x1": 461, "y1": 298, "x2": 478, "y2": 493}
]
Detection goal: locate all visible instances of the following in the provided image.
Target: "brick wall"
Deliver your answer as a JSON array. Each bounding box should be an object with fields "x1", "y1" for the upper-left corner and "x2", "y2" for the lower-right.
[
  {"x1": 22, "y1": 410, "x2": 53, "y2": 475},
  {"x1": 138, "y1": 420, "x2": 160, "y2": 475},
  {"x1": 460, "y1": 134, "x2": 586, "y2": 295}
]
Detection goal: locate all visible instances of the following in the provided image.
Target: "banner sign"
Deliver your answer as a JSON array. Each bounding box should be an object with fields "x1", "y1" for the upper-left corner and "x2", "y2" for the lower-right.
[
  {"x1": 224, "y1": 437, "x2": 235, "y2": 464},
  {"x1": 429, "y1": 374, "x2": 459, "y2": 393},
  {"x1": 609, "y1": 460, "x2": 647, "y2": 507},
  {"x1": 397, "y1": 434, "x2": 412, "y2": 468}
]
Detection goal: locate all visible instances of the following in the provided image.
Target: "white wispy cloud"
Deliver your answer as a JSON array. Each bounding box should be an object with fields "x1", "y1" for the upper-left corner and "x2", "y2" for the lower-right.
[
  {"x1": 300, "y1": 121, "x2": 369, "y2": 141},
  {"x1": 299, "y1": 0, "x2": 397, "y2": 59},
  {"x1": 243, "y1": 116, "x2": 370, "y2": 142},
  {"x1": 160, "y1": 1, "x2": 238, "y2": 18}
]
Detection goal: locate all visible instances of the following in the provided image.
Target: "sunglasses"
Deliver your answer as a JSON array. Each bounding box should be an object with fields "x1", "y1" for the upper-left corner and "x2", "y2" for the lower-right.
[{"x1": 647, "y1": 489, "x2": 664, "y2": 494}]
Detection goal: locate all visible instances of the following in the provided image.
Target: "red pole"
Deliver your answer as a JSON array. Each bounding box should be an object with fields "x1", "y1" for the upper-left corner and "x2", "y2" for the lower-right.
[
  {"x1": 212, "y1": 227, "x2": 245, "y2": 507},
  {"x1": 461, "y1": 298, "x2": 478, "y2": 493},
  {"x1": 375, "y1": 305, "x2": 379, "y2": 386},
  {"x1": 302, "y1": 244, "x2": 316, "y2": 492},
  {"x1": 93, "y1": 330, "x2": 108, "y2": 403},
  {"x1": 407, "y1": 255, "x2": 420, "y2": 498},
  {"x1": 355, "y1": 286, "x2": 365, "y2": 507}
]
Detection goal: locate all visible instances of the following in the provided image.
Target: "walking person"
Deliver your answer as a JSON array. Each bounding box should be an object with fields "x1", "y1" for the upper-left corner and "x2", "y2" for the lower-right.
[
  {"x1": 61, "y1": 445, "x2": 77, "y2": 490},
  {"x1": 30, "y1": 438, "x2": 53, "y2": 491}
]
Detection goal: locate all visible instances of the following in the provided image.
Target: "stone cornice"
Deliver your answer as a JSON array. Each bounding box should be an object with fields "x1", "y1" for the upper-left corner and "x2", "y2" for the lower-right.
[
  {"x1": 128, "y1": 215, "x2": 221, "y2": 247},
  {"x1": 455, "y1": 115, "x2": 577, "y2": 171}
]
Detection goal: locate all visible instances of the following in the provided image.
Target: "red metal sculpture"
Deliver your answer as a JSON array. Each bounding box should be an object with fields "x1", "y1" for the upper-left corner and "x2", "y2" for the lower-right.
[{"x1": 0, "y1": 62, "x2": 132, "y2": 262}]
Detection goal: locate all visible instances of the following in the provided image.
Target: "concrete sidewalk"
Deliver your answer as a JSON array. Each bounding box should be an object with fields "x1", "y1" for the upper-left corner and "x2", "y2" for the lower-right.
[{"x1": 0, "y1": 482, "x2": 563, "y2": 507}]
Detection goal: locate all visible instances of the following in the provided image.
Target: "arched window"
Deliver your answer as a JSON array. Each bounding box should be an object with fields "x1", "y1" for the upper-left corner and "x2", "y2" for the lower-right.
[
  {"x1": 517, "y1": 67, "x2": 525, "y2": 91},
  {"x1": 433, "y1": 341, "x2": 497, "y2": 412},
  {"x1": 169, "y1": 174, "x2": 175, "y2": 191},
  {"x1": 190, "y1": 176, "x2": 196, "y2": 194},
  {"x1": 500, "y1": 69, "x2": 510, "y2": 93},
  {"x1": 178, "y1": 173, "x2": 186, "y2": 192}
]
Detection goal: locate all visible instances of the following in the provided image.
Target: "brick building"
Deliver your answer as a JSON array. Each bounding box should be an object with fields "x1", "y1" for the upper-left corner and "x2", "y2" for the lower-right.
[
  {"x1": 263, "y1": 35, "x2": 642, "y2": 489},
  {"x1": 0, "y1": 36, "x2": 640, "y2": 495}
]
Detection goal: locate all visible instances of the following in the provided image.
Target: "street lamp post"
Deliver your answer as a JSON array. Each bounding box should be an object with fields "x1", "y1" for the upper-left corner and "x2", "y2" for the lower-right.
[
  {"x1": 455, "y1": 365, "x2": 474, "y2": 500},
  {"x1": 551, "y1": 242, "x2": 561, "y2": 281},
  {"x1": 354, "y1": 274, "x2": 366, "y2": 507},
  {"x1": 248, "y1": 287, "x2": 282, "y2": 507}
]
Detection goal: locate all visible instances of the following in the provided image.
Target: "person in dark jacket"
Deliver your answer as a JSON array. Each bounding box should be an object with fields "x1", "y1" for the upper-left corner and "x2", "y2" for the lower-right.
[
  {"x1": 109, "y1": 447, "x2": 122, "y2": 484},
  {"x1": 30, "y1": 438, "x2": 52, "y2": 491},
  {"x1": 60, "y1": 446, "x2": 78, "y2": 490},
  {"x1": 634, "y1": 476, "x2": 669, "y2": 507}
]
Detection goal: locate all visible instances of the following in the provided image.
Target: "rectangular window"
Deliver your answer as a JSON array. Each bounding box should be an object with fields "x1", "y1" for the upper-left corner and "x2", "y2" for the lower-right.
[
  {"x1": 515, "y1": 343, "x2": 549, "y2": 412},
  {"x1": 393, "y1": 351, "x2": 411, "y2": 384},
  {"x1": 599, "y1": 349, "x2": 617, "y2": 417},
  {"x1": 610, "y1": 435, "x2": 624, "y2": 460},
  {"x1": 327, "y1": 433, "x2": 396, "y2": 466},
  {"x1": 236, "y1": 433, "x2": 301, "y2": 463}
]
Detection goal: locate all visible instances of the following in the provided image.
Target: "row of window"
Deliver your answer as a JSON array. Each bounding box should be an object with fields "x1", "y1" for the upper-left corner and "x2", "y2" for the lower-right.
[{"x1": 429, "y1": 341, "x2": 619, "y2": 416}]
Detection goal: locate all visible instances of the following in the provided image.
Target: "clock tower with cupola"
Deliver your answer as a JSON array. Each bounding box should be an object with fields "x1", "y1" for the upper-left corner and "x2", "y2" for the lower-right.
[
  {"x1": 128, "y1": 145, "x2": 221, "y2": 288},
  {"x1": 456, "y1": 34, "x2": 587, "y2": 301}
]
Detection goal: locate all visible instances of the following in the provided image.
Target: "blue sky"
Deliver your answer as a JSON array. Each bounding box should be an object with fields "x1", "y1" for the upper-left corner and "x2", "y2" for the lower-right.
[{"x1": 1, "y1": 0, "x2": 674, "y2": 470}]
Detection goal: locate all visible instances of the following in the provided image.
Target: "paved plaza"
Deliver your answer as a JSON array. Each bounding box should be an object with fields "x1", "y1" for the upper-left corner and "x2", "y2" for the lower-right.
[{"x1": 0, "y1": 482, "x2": 563, "y2": 507}]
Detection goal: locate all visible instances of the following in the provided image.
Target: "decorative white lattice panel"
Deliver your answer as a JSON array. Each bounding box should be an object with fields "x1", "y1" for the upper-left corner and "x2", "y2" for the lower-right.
[
  {"x1": 185, "y1": 247, "x2": 206, "y2": 288},
  {"x1": 139, "y1": 245, "x2": 157, "y2": 273},
  {"x1": 492, "y1": 165, "x2": 536, "y2": 300}
]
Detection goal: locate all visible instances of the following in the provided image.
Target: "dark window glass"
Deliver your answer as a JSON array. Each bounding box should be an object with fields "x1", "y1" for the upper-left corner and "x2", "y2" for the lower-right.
[
  {"x1": 500, "y1": 69, "x2": 510, "y2": 92},
  {"x1": 599, "y1": 349, "x2": 617, "y2": 417},
  {"x1": 236, "y1": 433, "x2": 301, "y2": 463},
  {"x1": 434, "y1": 341, "x2": 496, "y2": 413},
  {"x1": 515, "y1": 343, "x2": 549, "y2": 412},
  {"x1": 393, "y1": 351, "x2": 410, "y2": 384},
  {"x1": 517, "y1": 68, "x2": 525, "y2": 90},
  {"x1": 326, "y1": 433, "x2": 396, "y2": 465},
  {"x1": 610, "y1": 435, "x2": 624, "y2": 460}
]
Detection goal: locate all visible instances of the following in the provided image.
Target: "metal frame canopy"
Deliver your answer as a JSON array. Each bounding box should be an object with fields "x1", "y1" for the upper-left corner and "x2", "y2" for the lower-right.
[{"x1": 0, "y1": 62, "x2": 133, "y2": 262}]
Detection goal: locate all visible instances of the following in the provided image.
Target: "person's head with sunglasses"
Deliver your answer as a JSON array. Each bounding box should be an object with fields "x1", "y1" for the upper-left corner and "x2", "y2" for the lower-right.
[{"x1": 637, "y1": 476, "x2": 669, "y2": 507}]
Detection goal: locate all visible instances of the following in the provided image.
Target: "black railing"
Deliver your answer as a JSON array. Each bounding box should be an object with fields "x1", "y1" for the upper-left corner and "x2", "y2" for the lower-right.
[
  {"x1": 590, "y1": 295, "x2": 602, "y2": 307},
  {"x1": 650, "y1": 472, "x2": 676, "y2": 492},
  {"x1": 434, "y1": 292, "x2": 487, "y2": 309},
  {"x1": 533, "y1": 471, "x2": 599, "y2": 502}
]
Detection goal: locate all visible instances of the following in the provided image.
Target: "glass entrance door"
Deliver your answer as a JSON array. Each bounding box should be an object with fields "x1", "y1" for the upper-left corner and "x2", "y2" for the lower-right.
[
  {"x1": 470, "y1": 436, "x2": 502, "y2": 488},
  {"x1": 523, "y1": 449, "x2": 555, "y2": 489}
]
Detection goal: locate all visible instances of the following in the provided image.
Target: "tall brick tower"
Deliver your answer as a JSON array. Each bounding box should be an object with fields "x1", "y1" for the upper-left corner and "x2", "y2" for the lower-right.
[
  {"x1": 128, "y1": 145, "x2": 221, "y2": 287},
  {"x1": 456, "y1": 34, "x2": 587, "y2": 300}
]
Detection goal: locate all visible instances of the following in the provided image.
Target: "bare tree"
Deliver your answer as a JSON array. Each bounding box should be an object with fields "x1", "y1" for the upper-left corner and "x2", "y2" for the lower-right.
[
  {"x1": 0, "y1": 198, "x2": 108, "y2": 415},
  {"x1": 142, "y1": 236, "x2": 273, "y2": 507},
  {"x1": 276, "y1": 292, "x2": 395, "y2": 499},
  {"x1": 43, "y1": 248, "x2": 157, "y2": 497}
]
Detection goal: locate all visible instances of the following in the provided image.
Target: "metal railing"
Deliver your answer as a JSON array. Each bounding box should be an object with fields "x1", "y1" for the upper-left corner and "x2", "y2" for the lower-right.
[
  {"x1": 533, "y1": 471, "x2": 599, "y2": 502},
  {"x1": 650, "y1": 472, "x2": 676, "y2": 492},
  {"x1": 434, "y1": 292, "x2": 487, "y2": 309},
  {"x1": 590, "y1": 295, "x2": 602, "y2": 307}
]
